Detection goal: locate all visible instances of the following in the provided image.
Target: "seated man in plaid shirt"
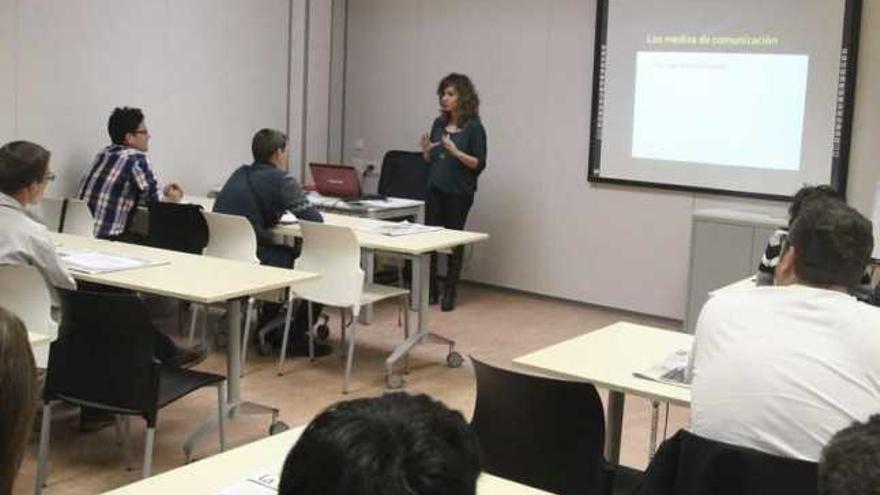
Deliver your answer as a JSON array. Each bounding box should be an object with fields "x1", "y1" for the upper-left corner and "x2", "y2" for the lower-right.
[{"x1": 79, "y1": 107, "x2": 184, "y2": 241}]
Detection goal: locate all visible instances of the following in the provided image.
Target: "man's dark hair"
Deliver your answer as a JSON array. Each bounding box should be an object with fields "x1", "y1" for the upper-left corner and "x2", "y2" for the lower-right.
[
  {"x1": 819, "y1": 415, "x2": 880, "y2": 495},
  {"x1": 252, "y1": 129, "x2": 288, "y2": 164},
  {"x1": 0, "y1": 141, "x2": 51, "y2": 196},
  {"x1": 278, "y1": 392, "x2": 481, "y2": 495},
  {"x1": 107, "y1": 107, "x2": 145, "y2": 145},
  {"x1": 788, "y1": 185, "x2": 842, "y2": 226},
  {"x1": 787, "y1": 197, "x2": 872, "y2": 288}
]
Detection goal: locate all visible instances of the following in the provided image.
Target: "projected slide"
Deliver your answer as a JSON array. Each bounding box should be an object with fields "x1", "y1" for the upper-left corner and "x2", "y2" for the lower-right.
[
  {"x1": 589, "y1": 0, "x2": 859, "y2": 198},
  {"x1": 631, "y1": 52, "x2": 809, "y2": 171}
]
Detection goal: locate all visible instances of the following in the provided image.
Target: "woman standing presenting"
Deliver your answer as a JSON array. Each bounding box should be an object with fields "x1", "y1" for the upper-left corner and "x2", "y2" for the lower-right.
[{"x1": 420, "y1": 73, "x2": 487, "y2": 311}]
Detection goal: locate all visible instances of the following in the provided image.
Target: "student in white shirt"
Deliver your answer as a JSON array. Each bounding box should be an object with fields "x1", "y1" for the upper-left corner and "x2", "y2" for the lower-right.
[
  {"x1": 0, "y1": 141, "x2": 76, "y2": 290},
  {"x1": 688, "y1": 197, "x2": 880, "y2": 462}
]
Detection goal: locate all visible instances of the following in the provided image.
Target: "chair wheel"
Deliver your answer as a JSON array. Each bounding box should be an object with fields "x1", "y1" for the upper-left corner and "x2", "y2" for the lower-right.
[
  {"x1": 269, "y1": 420, "x2": 290, "y2": 435},
  {"x1": 316, "y1": 324, "x2": 330, "y2": 340},
  {"x1": 257, "y1": 339, "x2": 273, "y2": 356},
  {"x1": 446, "y1": 352, "x2": 464, "y2": 368},
  {"x1": 386, "y1": 373, "x2": 405, "y2": 389}
]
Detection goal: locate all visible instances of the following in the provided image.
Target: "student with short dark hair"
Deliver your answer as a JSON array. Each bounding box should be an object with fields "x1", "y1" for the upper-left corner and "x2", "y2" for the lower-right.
[
  {"x1": 214, "y1": 128, "x2": 322, "y2": 267},
  {"x1": 0, "y1": 140, "x2": 76, "y2": 291},
  {"x1": 0, "y1": 307, "x2": 38, "y2": 495},
  {"x1": 213, "y1": 129, "x2": 325, "y2": 356},
  {"x1": 819, "y1": 415, "x2": 880, "y2": 495},
  {"x1": 279, "y1": 393, "x2": 481, "y2": 495},
  {"x1": 756, "y1": 184, "x2": 842, "y2": 285},
  {"x1": 79, "y1": 107, "x2": 184, "y2": 240},
  {"x1": 689, "y1": 198, "x2": 880, "y2": 462}
]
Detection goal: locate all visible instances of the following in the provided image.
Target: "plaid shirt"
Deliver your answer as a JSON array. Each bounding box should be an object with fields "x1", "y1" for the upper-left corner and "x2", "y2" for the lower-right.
[{"x1": 79, "y1": 144, "x2": 159, "y2": 237}]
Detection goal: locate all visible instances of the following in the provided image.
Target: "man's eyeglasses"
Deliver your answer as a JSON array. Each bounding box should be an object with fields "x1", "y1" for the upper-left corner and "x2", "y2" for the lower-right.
[
  {"x1": 131, "y1": 129, "x2": 150, "y2": 135},
  {"x1": 43, "y1": 172, "x2": 56, "y2": 183}
]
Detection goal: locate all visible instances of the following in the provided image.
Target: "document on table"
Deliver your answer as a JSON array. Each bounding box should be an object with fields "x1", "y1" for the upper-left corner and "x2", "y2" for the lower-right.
[
  {"x1": 633, "y1": 349, "x2": 692, "y2": 388},
  {"x1": 278, "y1": 211, "x2": 298, "y2": 224},
  {"x1": 358, "y1": 197, "x2": 419, "y2": 208},
  {"x1": 217, "y1": 469, "x2": 280, "y2": 494},
  {"x1": 58, "y1": 249, "x2": 168, "y2": 274},
  {"x1": 363, "y1": 221, "x2": 442, "y2": 237}
]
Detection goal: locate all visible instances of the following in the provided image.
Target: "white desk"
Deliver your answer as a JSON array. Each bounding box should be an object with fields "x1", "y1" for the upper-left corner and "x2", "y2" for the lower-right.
[
  {"x1": 49, "y1": 233, "x2": 319, "y2": 458},
  {"x1": 307, "y1": 191, "x2": 425, "y2": 223},
  {"x1": 103, "y1": 425, "x2": 551, "y2": 495},
  {"x1": 29, "y1": 331, "x2": 51, "y2": 354},
  {"x1": 273, "y1": 213, "x2": 489, "y2": 387},
  {"x1": 513, "y1": 322, "x2": 693, "y2": 465}
]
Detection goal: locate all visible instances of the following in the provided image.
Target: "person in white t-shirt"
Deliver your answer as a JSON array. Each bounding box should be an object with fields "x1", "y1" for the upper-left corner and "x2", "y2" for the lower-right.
[{"x1": 688, "y1": 197, "x2": 880, "y2": 462}]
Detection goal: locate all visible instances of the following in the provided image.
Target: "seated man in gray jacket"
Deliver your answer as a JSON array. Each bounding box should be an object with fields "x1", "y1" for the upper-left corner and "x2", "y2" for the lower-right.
[
  {"x1": 214, "y1": 129, "x2": 327, "y2": 355},
  {"x1": 214, "y1": 128, "x2": 322, "y2": 267}
]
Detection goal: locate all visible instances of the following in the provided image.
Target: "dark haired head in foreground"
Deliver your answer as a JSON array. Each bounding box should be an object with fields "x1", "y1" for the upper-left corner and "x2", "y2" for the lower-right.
[
  {"x1": 279, "y1": 393, "x2": 481, "y2": 495},
  {"x1": 0, "y1": 307, "x2": 38, "y2": 494},
  {"x1": 819, "y1": 414, "x2": 880, "y2": 495},
  {"x1": 777, "y1": 197, "x2": 873, "y2": 289},
  {"x1": 788, "y1": 184, "x2": 841, "y2": 226}
]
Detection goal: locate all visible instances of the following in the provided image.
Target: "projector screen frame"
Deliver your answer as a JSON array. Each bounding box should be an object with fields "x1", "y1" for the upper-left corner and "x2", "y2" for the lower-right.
[{"x1": 586, "y1": 0, "x2": 863, "y2": 201}]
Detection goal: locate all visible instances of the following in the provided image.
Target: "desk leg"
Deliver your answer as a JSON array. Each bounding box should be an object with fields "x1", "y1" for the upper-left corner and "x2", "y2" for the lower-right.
[
  {"x1": 359, "y1": 250, "x2": 375, "y2": 324},
  {"x1": 385, "y1": 253, "x2": 460, "y2": 387},
  {"x1": 606, "y1": 391, "x2": 625, "y2": 465},
  {"x1": 182, "y1": 299, "x2": 281, "y2": 462}
]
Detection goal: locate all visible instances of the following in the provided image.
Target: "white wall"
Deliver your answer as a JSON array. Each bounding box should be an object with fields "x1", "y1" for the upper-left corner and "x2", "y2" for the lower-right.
[
  {"x1": 343, "y1": 0, "x2": 880, "y2": 319},
  {"x1": 0, "y1": 0, "x2": 335, "y2": 196}
]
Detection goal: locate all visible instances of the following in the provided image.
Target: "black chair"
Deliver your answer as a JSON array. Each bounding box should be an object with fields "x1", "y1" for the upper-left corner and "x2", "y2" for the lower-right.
[
  {"x1": 470, "y1": 356, "x2": 611, "y2": 495},
  {"x1": 146, "y1": 201, "x2": 209, "y2": 254},
  {"x1": 377, "y1": 150, "x2": 429, "y2": 201},
  {"x1": 35, "y1": 289, "x2": 226, "y2": 492},
  {"x1": 635, "y1": 429, "x2": 818, "y2": 495}
]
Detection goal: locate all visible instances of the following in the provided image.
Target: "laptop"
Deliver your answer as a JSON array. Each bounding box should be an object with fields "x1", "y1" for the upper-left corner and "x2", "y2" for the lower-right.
[{"x1": 309, "y1": 163, "x2": 385, "y2": 201}]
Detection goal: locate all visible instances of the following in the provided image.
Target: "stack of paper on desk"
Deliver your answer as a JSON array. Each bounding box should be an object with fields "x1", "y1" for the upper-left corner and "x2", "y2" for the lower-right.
[
  {"x1": 364, "y1": 222, "x2": 442, "y2": 237},
  {"x1": 633, "y1": 349, "x2": 692, "y2": 388},
  {"x1": 217, "y1": 469, "x2": 280, "y2": 494},
  {"x1": 58, "y1": 250, "x2": 168, "y2": 274}
]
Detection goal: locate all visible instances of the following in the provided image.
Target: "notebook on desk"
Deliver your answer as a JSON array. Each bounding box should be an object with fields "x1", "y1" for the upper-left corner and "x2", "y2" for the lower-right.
[{"x1": 309, "y1": 163, "x2": 385, "y2": 202}]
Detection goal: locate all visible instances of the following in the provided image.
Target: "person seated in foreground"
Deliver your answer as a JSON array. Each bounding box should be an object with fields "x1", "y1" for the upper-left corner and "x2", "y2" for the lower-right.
[
  {"x1": 278, "y1": 392, "x2": 481, "y2": 495},
  {"x1": 688, "y1": 197, "x2": 880, "y2": 462},
  {"x1": 0, "y1": 307, "x2": 38, "y2": 495},
  {"x1": 819, "y1": 414, "x2": 880, "y2": 495},
  {"x1": 214, "y1": 128, "x2": 327, "y2": 356},
  {"x1": 0, "y1": 140, "x2": 205, "y2": 429},
  {"x1": 79, "y1": 106, "x2": 184, "y2": 241}
]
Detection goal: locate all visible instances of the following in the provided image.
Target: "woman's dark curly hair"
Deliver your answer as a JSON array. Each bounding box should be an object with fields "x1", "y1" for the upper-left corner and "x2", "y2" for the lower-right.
[{"x1": 437, "y1": 73, "x2": 480, "y2": 125}]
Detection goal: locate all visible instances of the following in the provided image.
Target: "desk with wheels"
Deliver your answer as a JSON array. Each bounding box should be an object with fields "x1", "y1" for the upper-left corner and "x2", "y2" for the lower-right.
[
  {"x1": 102, "y1": 425, "x2": 552, "y2": 495},
  {"x1": 272, "y1": 213, "x2": 488, "y2": 388},
  {"x1": 513, "y1": 322, "x2": 693, "y2": 466},
  {"x1": 48, "y1": 233, "x2": 319, "y2": 458}
]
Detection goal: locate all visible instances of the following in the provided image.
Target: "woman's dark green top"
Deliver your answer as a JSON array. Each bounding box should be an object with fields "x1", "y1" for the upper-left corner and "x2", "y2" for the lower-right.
[{"x1": 426, "y1": 116, "x2": 488, "y2": 195}]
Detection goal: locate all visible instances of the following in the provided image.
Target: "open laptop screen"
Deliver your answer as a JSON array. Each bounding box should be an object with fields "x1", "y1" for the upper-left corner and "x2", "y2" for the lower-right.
[{"x1": 309, "y1": 163, "x2": 361, "y2": 198}]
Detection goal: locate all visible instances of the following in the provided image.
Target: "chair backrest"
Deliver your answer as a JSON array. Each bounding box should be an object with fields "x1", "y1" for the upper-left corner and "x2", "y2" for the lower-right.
[
  {"x1": 638, "y1": 429, "x2": 818, "y2": 495},
  {"x1": 377, "y1": 151, "x2": 429, "y2": 200},
  {"x1": 45, "y1": 289, "x2": 160, "y2": 417},
  {"x1": 0, "y1": 265, "x2": 55, "y2": 367},
  {"x1": 37, "y1": 197, "x2": 65, "y2": 232},
  {"x1": 61, "y1": 198, "x2": 95, "y2": 237},
  {"x1": 201, "y1": 211, "x2": 259, "y2": 263},
  {"x1": 470, "y1": 356, "x2": 608, "y2": 495},
  {"x1": 293, "y1": 221, "x2": 365, "y2": 311},
  {"x1": 147, "y1": 202, "x2": 209, "y2": 254}
]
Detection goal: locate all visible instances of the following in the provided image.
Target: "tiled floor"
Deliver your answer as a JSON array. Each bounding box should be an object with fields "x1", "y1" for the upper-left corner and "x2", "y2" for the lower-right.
[{"x1": 14, "y1": 283, "x2": 690, "y2": 494}]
